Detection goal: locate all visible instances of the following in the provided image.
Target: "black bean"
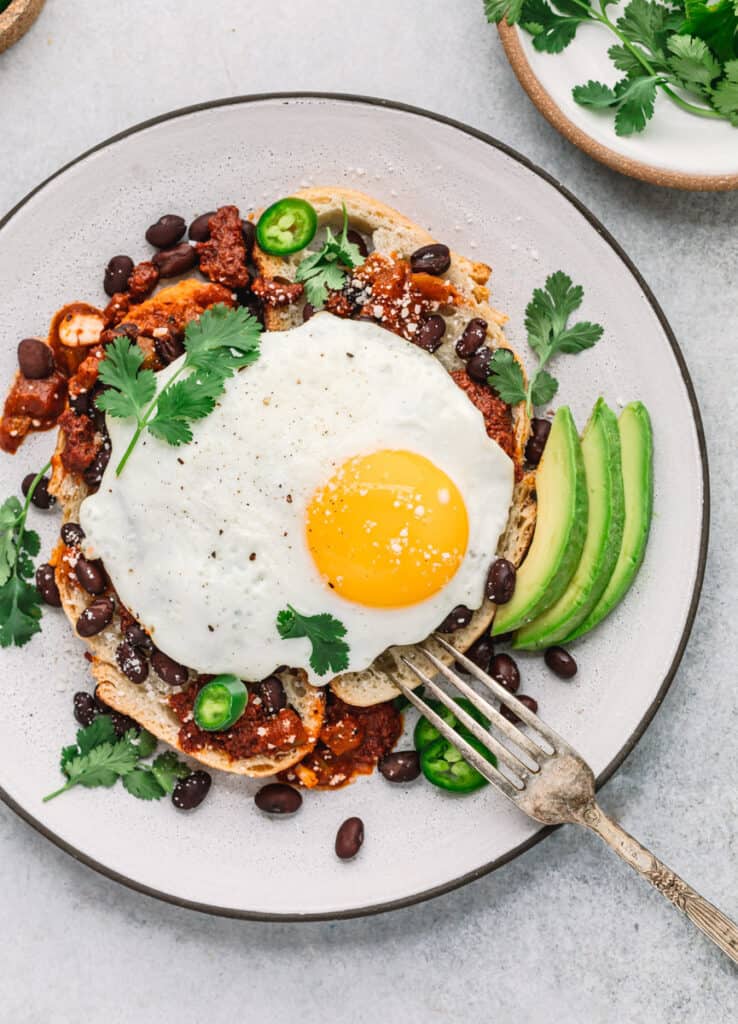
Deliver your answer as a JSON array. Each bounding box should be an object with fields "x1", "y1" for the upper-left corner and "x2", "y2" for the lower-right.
[
  {"x1": 466, "y1": 346, "x2": 492, "y2": 384},
  {"x1": 379, "y1": 750, "x2": 420, "y2": 783},
  {"x1": 346, "y1": 228, "x2": 369, "y2": 258},
  {"x1": 461, "y1": 633, "x2": 494, "y2": 673},
  {"x1": 83, "y1": 442, "x2": 111, "y2": 489},
  {"x1": 486, "y1": 558, "x2": 516, "y2": 605},
  {"x1": 104, "y1": 255, "x2": 134, "y2": 297},
  {"x1": 151, "y1": 650, "x2": 189, "y2": 686},
  {"x1": 35, "y1": 563, "x2": 61, "y2": 607},
  {"x1": 152, "y1": 242, "x2": 197, "y2": 278},
  {"x1": 254, "y1": 783, "x2": 302, "y2": 815},
  {"x1": 172, "y1": 770, "x2": 212, "y2": 810},
  {"x1": 116, "y1": 641, "x2": 149, "y2": 684},
  {"x1": 410, "y1": 243, "x2": 451, "y2": 276},
  {"x1": 414, "y1": 314, "x2": 446, "y2": 353},
  {"x1": 154, "y1": 329, "x2": 185, "y2": 365},
  {"x1": 241, "y1": 219, "x2": 256, "y2": 260},
  {"x1": 302, "y1": 302, "x2": 315, "y2": 322},
  {"x1": 188, "y1": 211, "x2": 215, "y2": 242},
  {"x1": 145, "y1": 214, "x2": 186, "y2": 249},
  {"x1": 76, "y1": 595, "x2": 115, "y2": 637},
  {"x1": 526, "y1": 418, "x2": 552, "y2": 466},
  {"x1": 22, "y1": 472, "x2": 56, "y2": 509},
  {"x1": 335, "y1": 817, "x2": 364, "y2": 860},
  {"x1": 237, "y1": 291, "x2": 264, "y2": 325},
  {"x1": 545, "y1": 646, "x2": 578, "y2": 679},
  {"x1": 110, "y1": 710, "x2": 139, "y2": 737},
  {"x1": 73, "y1": 691, "x2": 98, "y2": 727},
  {"x1": 75, "y1": 556, "x2": 107, "y2": 595},
  {"x1": 17, "y1": 338, "x2": 54, "y2": 379},
  {"x1": 124, "y1": 622, "x2": 153, "y2": 653},
  {"x1": 437, "y1": 605, "x2": 473, "y2": 633},
  {"x1": 490, "y1": 652, "x2": 520, "y2": 693},
  {"x1": 108, "y1": 321, "x2": 140, "y2": 343},
  {"x1": 500, "y1": 694, "x2": 538, "y2": 725},
  {"x1": 258, "y1": 675, "x2": 286, "y2": 716},
  {"x1": 455, "y1": 318, "x2": 488, "y2": 360},
  {"x1": 61, "y1": 522, "x2": 85, "y2": 547}
]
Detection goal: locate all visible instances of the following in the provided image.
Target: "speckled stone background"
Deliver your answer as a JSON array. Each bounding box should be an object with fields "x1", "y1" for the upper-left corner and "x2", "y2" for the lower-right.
[{"x1": 1, "y1": 1, "x2": 736, "y2": 1020}]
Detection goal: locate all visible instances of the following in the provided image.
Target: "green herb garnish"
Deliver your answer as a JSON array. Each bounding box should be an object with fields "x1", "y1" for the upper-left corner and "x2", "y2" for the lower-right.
[
  {"x1": 44, "y1": 715, "x2": 190, "y2": 802},
  {"x1": 487, "y1": 271, "x2": 603, "y2": 414},
  {"x1": 484, "y1": 0, "x2": 738, "y2": 135},
  {"x1": 97, "y1": 303, "x2": 262, "y2": 475},
  {"x1": 276, "y1": 605, "x2": 350, "y2": 676},
  {"x1": 0, "y1": 462, "x2": 51, "y2": 649},
  {"x1": 295, "y1": 204, "x2": 365, "y2": 309}
]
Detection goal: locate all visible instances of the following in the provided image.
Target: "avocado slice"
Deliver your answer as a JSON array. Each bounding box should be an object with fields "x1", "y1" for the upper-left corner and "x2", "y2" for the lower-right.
[
  {"x1": 513, "y1": 398, "x2": 625, "y2": 650},
  {"x1": 492, "y1": 406, "x2": 587, "y2": 636},
  {"x1": 561, "y1": 402, "x2": 653, "y2": 643}
]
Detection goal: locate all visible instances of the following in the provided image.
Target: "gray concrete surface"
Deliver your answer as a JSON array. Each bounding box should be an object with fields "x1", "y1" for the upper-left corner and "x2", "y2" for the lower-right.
[{"x1": 1, "y1": 1, "x2": 736, "y2": 1020}]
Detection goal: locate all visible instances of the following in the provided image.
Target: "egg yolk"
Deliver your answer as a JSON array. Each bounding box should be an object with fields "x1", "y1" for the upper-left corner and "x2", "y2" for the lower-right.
[{"x1": 306, "y1": 450, "x2": 469, "y2": 608}]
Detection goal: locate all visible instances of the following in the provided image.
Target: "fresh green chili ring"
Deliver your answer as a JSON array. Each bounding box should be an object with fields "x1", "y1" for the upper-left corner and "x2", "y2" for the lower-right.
[
  {"x1": 193, "y1": 675, "x2": 248, "y2": 732},
  {"x1": 256, "y1": 197, "x2": 318, "y2": 255},
  {"x1": 420, "y1": 733, "x2": 497, "y2": 793},
  {"x1": 413, "y1": 697, "x2": 489, "y2": 753}
]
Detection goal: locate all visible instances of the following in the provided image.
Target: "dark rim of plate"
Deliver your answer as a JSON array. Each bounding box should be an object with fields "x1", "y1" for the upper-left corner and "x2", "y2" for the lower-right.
[{"x1": 0, "y1": 92, "x2": 710, "y2": 923}]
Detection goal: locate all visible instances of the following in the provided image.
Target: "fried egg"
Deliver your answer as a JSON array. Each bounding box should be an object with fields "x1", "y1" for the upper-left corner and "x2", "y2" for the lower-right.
[{"x1": 80, "y1": 314, "x2": 513, "y2": 684}]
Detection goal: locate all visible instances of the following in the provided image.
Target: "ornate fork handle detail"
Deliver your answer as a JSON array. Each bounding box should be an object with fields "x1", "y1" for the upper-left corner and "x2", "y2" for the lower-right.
[{"x1": 580, "y1": 804, "x2": 738, "y2": 964}]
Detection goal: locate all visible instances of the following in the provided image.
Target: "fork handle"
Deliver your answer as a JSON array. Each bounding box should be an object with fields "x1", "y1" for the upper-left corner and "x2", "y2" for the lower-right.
[{"x1": 581, "y1": 803, "x2": 738, "y2": 964}]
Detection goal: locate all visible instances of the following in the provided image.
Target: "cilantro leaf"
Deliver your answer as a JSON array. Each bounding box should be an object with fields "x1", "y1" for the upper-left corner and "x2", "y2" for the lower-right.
[
  {"x1": 45, "y1": 716, "x2": 178, "y2": 804},
  {"x1": 295, "y1": 205, "x2": 365, "y2": 310},
  {"x1": 147, "y1": 373, "x2": 223, "y2": 446},
  {"x1": 614, "y1": 75, "x2": 660, "y2": 134},
  {"x1": 75, "y1": 714, "x2": 117, "y2": 756},
  {"x1": 122, "y1": 768, "x2": 166, "y2": 800},
  {"x1": 572, "y1": 79, "x2": 620, "y2": 108},
  {"x1": 0, "y1": 573, "x2": 42, "y2": 648},
  {"x1": 516, "y1": 271, "x2": 603, "y2": 414},
  {"x1": 108, "y1": 304, "x2": 263, "y2": 475},
  {"x1": 97, "y1": 337, "x2": 157, "y2": 420},
  {"x1": 667, "y1": 34, "x2": 722, "y2": 88},
  {"x1": 487, "y1": 349, "x2": 527, "y2": 404},
  {"x1": 521, "y1": 0, "x2": 589, "y2": 53},
  {"x1": 276, "y1": 604, "x2": 350, "y2": 676},
  {"x1": 484, "y1": 0, "x2": 526, "y2": 23},
  {"x1": 608, "y1": 43, "x2": 654, "y2": 77},
  {"x1": 183, "y1": 304, "x2": 262, "y2": 368},
  {"x1": 530, "y1": 369, "x2": 559, "y2": 406},
  {"x1": 616, "y1": 0, "x2": 681, "y2": 55},
  {"x1": 681, "y1": 0, "x2": 738, "y2": 63},
  {"x1": 712, "y1": 59, "x2": 738, "y2": 114},
  {"x1": 151, "y1": 751, "x2": 191, "y2": 793},
  {"x1": 135, "y1": 729, "x2": 158, "y2": 759}
]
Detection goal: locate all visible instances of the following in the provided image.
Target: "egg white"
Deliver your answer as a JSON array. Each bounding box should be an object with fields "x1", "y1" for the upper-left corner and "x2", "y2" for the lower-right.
[{"x1": 80, "y1": 314, "x2": 514, "y2": 684}]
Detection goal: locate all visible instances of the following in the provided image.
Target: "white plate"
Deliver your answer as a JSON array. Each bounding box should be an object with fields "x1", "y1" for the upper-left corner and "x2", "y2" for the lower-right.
[
  {"x1": 0, "y1": 95, "x2": 708, "y2": 919},
  {"x1": 498, "y1": 15, "x2": 738, "y2": 190}
]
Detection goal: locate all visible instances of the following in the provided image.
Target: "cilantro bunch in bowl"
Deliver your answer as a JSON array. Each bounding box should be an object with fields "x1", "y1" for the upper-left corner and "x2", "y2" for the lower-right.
[{"x1": 485, "y1": 0, "x2": 738, "y2": 135}]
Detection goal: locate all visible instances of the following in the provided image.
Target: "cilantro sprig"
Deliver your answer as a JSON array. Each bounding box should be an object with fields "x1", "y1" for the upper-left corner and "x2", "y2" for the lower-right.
[
  {"x1": 97, "y1": 304, "x2": 262, "y2": 475},
  {"x1": 44, "y1": 714, "x2": 190, "y2": 802},
  {"x1": 484, "y1": 0, "x2": 738, "y2": 135},
  {"x1": 487, "y1": 271, "x2": 603, "y2": 414},
  {"x1": 276, "y1": 605, "x2": 350, "y2": 676},
  {"x1": 0, "y1": 462, "x2": 51, "y2": 649},
  {"x1": 295, "y1": 204, "x2": 365, "y2": 308}
]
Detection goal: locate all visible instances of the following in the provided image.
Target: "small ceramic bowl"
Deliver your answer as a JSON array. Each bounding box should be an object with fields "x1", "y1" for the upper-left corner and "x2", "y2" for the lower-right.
[{"x1": 0, "y1": 0, "x2": 45, "y2": 54}]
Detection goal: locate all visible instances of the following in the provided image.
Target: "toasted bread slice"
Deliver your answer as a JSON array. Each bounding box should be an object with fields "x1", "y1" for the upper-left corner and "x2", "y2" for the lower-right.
[
  {"x1": 252, "y1": 187, "x2": 537, "y2": 706},
  {"x1": 49, "y1": 282, "x2": 325, "y2": 777}
]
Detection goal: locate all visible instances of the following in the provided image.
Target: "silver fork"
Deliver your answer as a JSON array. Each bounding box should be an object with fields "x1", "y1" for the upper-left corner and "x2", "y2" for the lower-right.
[{"x1": 398, "y1": 636, "x2": 738, "y2": 965}]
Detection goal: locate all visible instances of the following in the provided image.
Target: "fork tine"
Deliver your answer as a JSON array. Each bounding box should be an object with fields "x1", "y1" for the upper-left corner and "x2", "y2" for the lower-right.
[
  {"x1": 433, "y1": 635, "x2": 564, "y2": 753},
  {"x1": 419, "y1": 646, "x2": 550, "y2": 761},
  {"x1": 400, "y1": 657, "x2": 536, "y2": 782},
  {"x1": 392, "y1": 671, "x2": 523, "y2": 798}
]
